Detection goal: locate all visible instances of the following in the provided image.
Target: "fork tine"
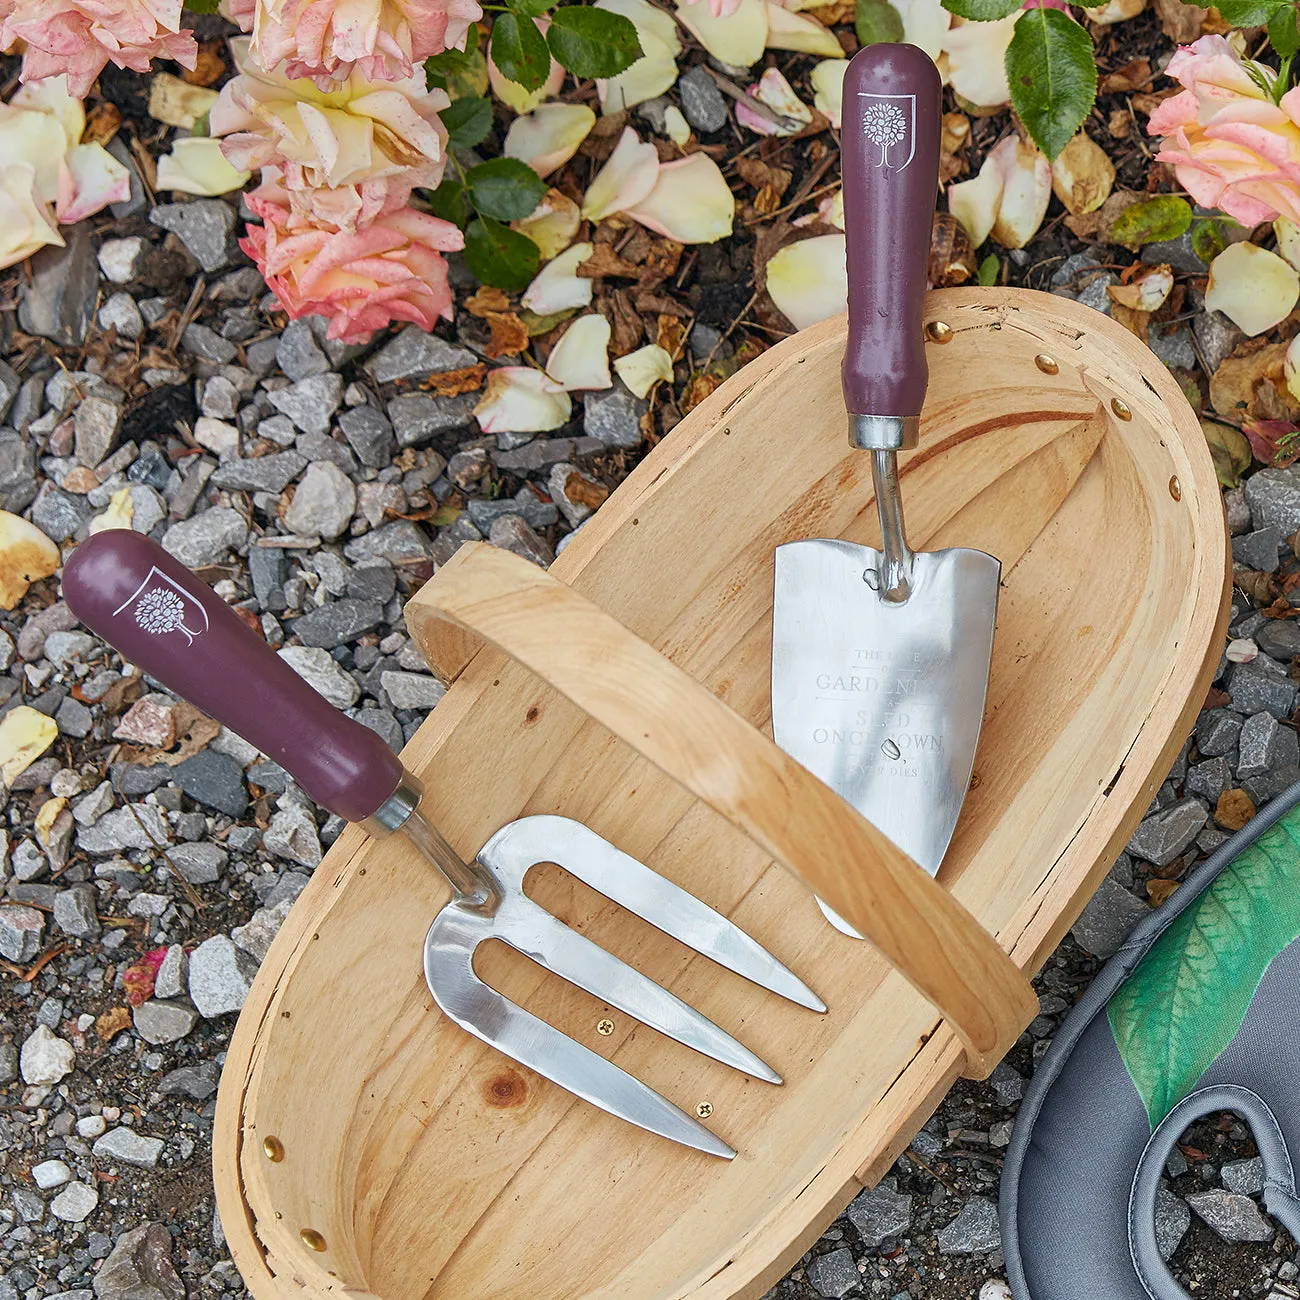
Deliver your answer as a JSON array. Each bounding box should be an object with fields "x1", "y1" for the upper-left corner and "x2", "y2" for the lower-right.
[
  {"x1": 425, "y1": 903, "x2": 736, "y2": 1158},
  {"x1": 482, "y1": 816, "x2": 826, "y2": 1013},
  {"x1": 497, "y1": 894, "x2": 782, "y2": 1083}
]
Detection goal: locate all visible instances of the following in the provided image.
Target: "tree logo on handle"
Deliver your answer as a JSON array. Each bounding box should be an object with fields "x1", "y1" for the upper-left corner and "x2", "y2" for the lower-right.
[
  {"x1": 858, "y1": 93, "x2": 915, "y2": 171},
  {"x1": 113, "y1": 568, "x2": 210, "y2": 646}
]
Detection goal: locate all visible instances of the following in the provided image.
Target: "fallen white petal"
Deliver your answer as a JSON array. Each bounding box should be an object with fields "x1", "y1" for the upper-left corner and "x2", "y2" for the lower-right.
[
  {"x1": 0, "y1": 511, "x2": 59, "y2": 610},
  {"x1": 948, "y1": 150, "x2": 1002, "y2": 248},
  {"x1": 148, "y1": 73, "x2": 219, "y2": 130},
  {"x1": 676, "y1": 0, "x2": 768, "y2": 67},
  {"x1": 764, "y1": 1, "x2": 844, "y2": 57},
  {"x1": 1286, "y1": 334, "x2": 1300, "y2": 403},
  {"x1": 1206, "y1": 241, "x2": 1300, "y2": 336},
  {"x1": 895, "y1": 0, "x2": 952, "y2": 60},
  {"x1": 156, "y1": 136, "x2": 251, "y2": 196},
  {"x1": 0, "y1": 705, "x2": 58, "y2": 785},
  {"x1": 1108, "y1": 264, "x2": 1174, "y2": 312},
  {"x1": 89, "y1": 486, "x2": 135, "y2": 535},
  {"x1": 521, "y1": 242, "x2": 596, "y2": 313},
  {"x1": 474, "y1": 368, "x2": 573, "y2": 434},
  {"x1": 943, "y1": 14, "x2": 1017, "y2": 109},
  {"x1": 1090, "y1": 0, "x2": 1145, "y2": 23},
  {"x1": 10, "y1": 75, "x2": 84, "y2": 153},
  {"x1": 625, "y1": 152, "x2": 735, "y2": 243},
  {"x1": 0, "y1": 164, "x2": 63, "y2": 271},
  {"x1": 736, "y1": 67, "x2": 813, "y2": 136},
  {"x1": 1276, "y1": 217, "x2": 1300, "y2": 273},
  {"x1": 766, "y1": 234, "x2": 847, "y2": 330},
  {"x1": 664, "y1": 105, "x2": 691, "y2": 145},
  {"x1": 505, "y1": 103, "x2": 596, "y2": 179},
  {"x1": 1225, "y1": 637, "x2": 1257, "y2": 663},
  {"x1": 1049, "y1": 132, "x2": 1115, "y2": 216},
  {"x1": 597, "y1": 0, "x2": 682, "y2": 112},
  {"x1": 810, "y1": 59, "x2": 848, "y2": 128},
  {"x1": 990, "y1": 135, "x2": 1051, "y2": 250},
  {"x1": 546, "y1": 314, "x2": 613, "y2": 390},
  {"x1": 613, "y1": 343, "x2": 674, "y2": 397},
  {"x1": 56, "y1": 144, "x2": 131, "y2": 223},
  {"x1": 582, "y1": 126, "x2": 660, "y2": 221},
  {"x1": 513, "y1": 188, "x2": 582, "y2": 261}
]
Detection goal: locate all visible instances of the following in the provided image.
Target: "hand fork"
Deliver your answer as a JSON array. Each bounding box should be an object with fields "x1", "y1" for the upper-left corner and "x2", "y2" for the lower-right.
[{"x1": 64, "y1": 531, "x2": 824, "y2": 1159}]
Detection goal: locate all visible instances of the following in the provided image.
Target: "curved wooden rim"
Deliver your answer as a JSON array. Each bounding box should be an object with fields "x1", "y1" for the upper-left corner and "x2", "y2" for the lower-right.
[{"x1": 420, "y1": 541, "x2": 1039, "y2": 1075}]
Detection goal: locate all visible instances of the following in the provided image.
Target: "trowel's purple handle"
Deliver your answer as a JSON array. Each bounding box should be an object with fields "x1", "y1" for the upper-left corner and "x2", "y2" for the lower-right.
[
  {"x1": 62, "y1": 530, "x2": 404, "y2": 824},
  {"x1": 841, "y1": 43, "x2": 942, "y2": 419}
]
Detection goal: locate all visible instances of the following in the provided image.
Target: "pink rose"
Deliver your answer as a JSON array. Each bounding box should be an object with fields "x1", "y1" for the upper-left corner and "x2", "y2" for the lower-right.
[
  {"x1": 241, "y1": 184, "x2": 463, "y2": 344},
  {"x1": 250, "y1": 0, "x2": 482, "y2": 86},
  {"x1": 1148, "y1": 34, "x2": 1300, "y2": 227},
  {"x1": 1, "y1": 0, "x2": 197, "y2": 98}
]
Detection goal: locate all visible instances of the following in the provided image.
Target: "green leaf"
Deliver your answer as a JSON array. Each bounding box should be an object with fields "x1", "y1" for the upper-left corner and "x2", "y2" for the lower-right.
[
  {"x1": 184, "y1": 0, "x2": 222, "y2": 11},
  {"x1": 1215, "y1": 0, "x2": 1291, "y2": 24},
  {"x1": 546, "y1": 6, "x2": 643, "y2": 80},
  {"x1": 508, "y1": 0, "x2": 558, "y2": 15},
  {"x1": 977, "y1": 253, "x2": 1000, "y2": 286},
  {"x1": 464, "y1": 216, "x2": 542, "y2": 291},
  {"x1": 1108, "y1": 195, "x2": 1192, "y2": 250},
  {"x1": 490, "y1": 13, "x2": 552, "y2": 92},
  {"x1": 427, "y1": 179, "x2": 471, "y2": 229},
  {"x1": 941, "y1": 0, "x2": 1020, "y2": 17},
  {"x1": 1269, "y1": 4, "x2": 1300, "y2": 57},
  {"x1": 1108, "y1": 808, "x2": 1300, "y2": 1128},
  {"x1": 465, "y1": 157, "x2": 548, "y2": 221},
  {"x1": 856, "y1": 0, "x2": 905, "y2": 45},
  {"x1": 1191, "y1": 217, "x2": 1229, "y2": 264},
  {"x1": 440, "y1": 97, "x2": 493, "y2": 150},
  {"x1": 424, "y1": 28, "x2": 488, "y2": 98},
  {"x1": 1006, "y1": 7, "x2": 1098, "y2": 162}
]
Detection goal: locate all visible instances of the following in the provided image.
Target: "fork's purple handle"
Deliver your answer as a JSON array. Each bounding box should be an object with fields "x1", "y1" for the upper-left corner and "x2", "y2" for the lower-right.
[
  {"x1": 841, "y1": 43, "x2": 942, "y2": 420},
  {"x1": 62, "y1": 530, "x2": 404, "y2": 824}
]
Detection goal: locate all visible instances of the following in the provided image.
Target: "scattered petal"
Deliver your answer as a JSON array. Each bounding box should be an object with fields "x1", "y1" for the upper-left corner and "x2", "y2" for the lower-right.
[
  {"x1": 664, "y1": 105, "x2": 691, "y2": 145},
  {"x1": 0, "y1": 511, "x2": 59, "y2": 609},
  {"x1": 57, "y1": 143, "x2": 131, "y2": 222},
  {"x1": 766, "y1": 233, "x2": 847, "y2": 330},
  {"x1": 0, "y1": 705, "x2": 58, "y2": 786},
  {"x1": 894, "y1": 0, "x2": 951, "y2": 60},
  {"x1": 1049, "y1": 133, "x2": 1115, "y2": 216},
  {"x1": 597, "y1": 0, "x2": 682, "y2": 112},
  {"x1": 1206, "y1": 241, "x2": 1300, "y2": 336},
  {"x1": 1225, "y1": 637, "x2": 1258, "y2": 663},
  {"x1": 89, "y1": 487, "x2": 136, "y2": 536},
  {"x1": 948, "y1": 149, "x2": 1001, "y2": 248},
  {"x1": 148, "y1": 73, "x2": 219, "y2": 129},
  {"x1": 504, "y1": 103, "x2": 596, "y2": 178},
  {"x1": 990, "y1": 135, "x2": 1051, "y2": 250},
  {"x1": 488, "y1": 18, "x2": 564, "y2": 113},
  {"x1": 473, "y1": 367, "x2": 573, "y2": 434},
  {"x1": 156, "y1": 136, "x2": 252, "y2": 196},
  {"x1": 122, "y1": 948, "x2": 167, "y2": 1007},
  {"x1": 943, "y1": 14, "x2": 1017, "y2": 109},
  {"x1": 1287, "y1": 334, "x2": 1300, "y2": 404},
  {"x1": 810, "y1": 58, "x2": 848, "y2": 128},
  {"x1": 676, "y1": 0, "x2": 768, "y2": 67},
  {"x1": 0, "y1": 164, "x2": 62, "y2": 270},
  {"x1": 512, "y1": 188, "x2": 582, "y2": 261},
  {"x1": 582, "y1": 126, "x2": 660, "y2": 221},
  {"x1": 546, "y1": 314, "x2": 613, "y2": 390},
  {"x1": 763, "y1": 2, "x2": 844, "y2": 57},
  {"x1": 1276, "y1": 217, "x2": 1300, "y2": 273},
  {"x1": 521, "y1": 241, "x2": 596, "y2": 313},
  {"x1": 614, "y1": 343, "x2": 674, "y2": 397},
  {"x1": 626, "y1": 152, "x2": 735, "y2": 243},
  {"x1": 1108, "y1": 264, "x2": 1174, "y2": 312},
  {"x1": 736, "y1": 67, "x2": 813, "y2": 136}
]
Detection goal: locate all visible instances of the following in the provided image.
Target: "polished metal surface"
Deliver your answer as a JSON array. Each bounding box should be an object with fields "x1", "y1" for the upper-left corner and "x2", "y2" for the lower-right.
[
  {"x1": 414, "y1": 812, "x2": 823, "y2": 1158},
  {"x1": 362, "y1": 771, "x2": 423, "y2": 836},
  {"x1": 870, "y1": 451, "x2": 913, "y2": 602},
  {"x1": 849, "y1": 414, "x2": 920, "y2": 451}
]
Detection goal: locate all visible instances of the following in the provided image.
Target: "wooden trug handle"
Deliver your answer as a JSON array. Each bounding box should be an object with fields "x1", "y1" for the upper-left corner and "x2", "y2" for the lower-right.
[{"x1": 420, "y1": 543, "x2": 1036, "y2": 1078}]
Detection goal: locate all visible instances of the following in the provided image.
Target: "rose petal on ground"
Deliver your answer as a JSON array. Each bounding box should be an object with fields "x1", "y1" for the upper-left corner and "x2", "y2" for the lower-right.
[
  {"x1": 614, "y1": 343, "x2": 674, "y2": 396},
  {"x1": 512, "y1": 188, "x2": 582, "y2": 260},
  {"x1": 810, "y1": 59, "x2": 848, "y2": 128},
  {"x1": 943, "y1": 14, "x2": 1018, "y2": 108},
  {"x1": 664, "y1": 105, "x2": 691, "y2": 144},
  {"x1": 0, "y1": 511, "x2": 60, "y2": 609},
  {"x1": 676, "y1": 0, "x2": 768, "y2": 66},
  {"x1": 1206, "y1": 241, "x2": 1300, "y2": 336},
  {"x1": 1090, "y1": 0, "x2": 1145, "y2": 23},
  {"x1": 736, "y1": 67, "x2": 813, "y2": 136},
  {"x1": 625, "y1": 152, "x2": 735, "y2": 243},
  {"x1": 148, "y1": 73, "x2": 219, "y2": 129},
  {"x1": 1276, "y1": 217, "x2": 1300, "y2": 272},
  {"x1": 948, "y1": 149, "x2": 1002, "y2": 248},
  {"x1": 473, "y1": 367, "x2": 573, "y2": 433},
  {"x1": 597, "y1": 0, "x2": 682, "y2": 112},
  {"x1": 521, "y1": 241, "x2": 595, "y2": 312},
  {"x1": 488, "y1": 18, "x2": 565, "y2": 114},
  {"x1": 1285, "y1": 334, "x2": 1300, "y2": 403},
  {"x1": 504, "y1": 103, "x2": 596, "y2": 178},
  {"x1": 546, "y1": 314, "x2": 613, "y2": 390},
  {"x1": 55, "y1": 142, "x2": 130, "y2": 222},
  {"x1": 766, "y1": 234, "x2": 847, "y2": 329},
  {"x1": 90, "y1": 486, "x2": 135, "y2": 535},
  {"x1": 764, "y1": 2, "x2": 843, "y2": 56},
  {"x1": 155, "y1": 136, "x2": 251, "y2": 195},
  {"x1": 0, "y1": 164, "x2": 62, "y2": 270},
  {"x1": 990, "y1": 135, "x2": 1051, "y2": 249},
  {"x1": 1050, "y1": 133, "x2": 1116, "y2": 216},
  {"x1": 895, "y1": 0, "x2": 951, "y2": 59},
  {"x1": 582, "y1": 125, "x2": 660, "y2": 221},
  {"x1": 0, "y1": 706, "x2": 58, "y2": 785},
  {"x1": 1108, "y1": 264, "x2": 1174, "y2": 311}
]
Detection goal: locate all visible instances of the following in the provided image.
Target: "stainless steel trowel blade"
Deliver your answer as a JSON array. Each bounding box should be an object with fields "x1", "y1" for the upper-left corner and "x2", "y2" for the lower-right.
[{"x1": 772, "y1": 539, "x2": 999, "y2": 932}]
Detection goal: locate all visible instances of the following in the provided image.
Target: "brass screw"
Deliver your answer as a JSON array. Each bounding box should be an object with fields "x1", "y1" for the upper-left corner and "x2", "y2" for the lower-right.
[
  {"x1": 925, "y1": 321, "x2": 953, "y2": 344},
  {"x1": 596, "y1": 1018, "x2": 614, "y2": 1036},
  {"x1": 1034, "y1": 353, "x2": 1059, "y2": 375},
  {"x1": 1169, "y1": 476, "x2": 1182, "y2": 501},
  {"x1": 695, "y1": 1101, "x2": 713, "y2": 1119},
  {"x1": 262, "y1": 1136, "x2": 284, "y2": 1163},
  {"x1": 1111, "y1": 397, "x2": 1132, "y2": 421},
  {"x1": 300, "y1": 1229, "x2": 327, "y2": 1253}
]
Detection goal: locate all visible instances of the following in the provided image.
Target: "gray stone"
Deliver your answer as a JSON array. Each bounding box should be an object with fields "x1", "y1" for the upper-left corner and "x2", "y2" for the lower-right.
[
  {"x1": 348, "y1": 563, "x2": 397, "y2": 603},
  {"x1": 285, "y1": 460, "x2": 356, "y2": 539},
  {"x1": 584, "y1": 384, "x2": 646, "y2": 448},
  {"x1": 1257, "y1": 619, "x2": 1300, "y2": 661},
  {"x1": 154, "y1": 945, "x2": 187, "y2": 999},
  {"x1": 189, "y1": 935, "x2": 259, "y2": 1017},
  {"x1": 366, "y1": 326, "x2": 476, "y2": 383},
  {"x1": 0, "y1": 904, "x2": 44, "y2": 962},
  {"x1": 1222, "y1": 1156, "x2": 1265, "y2": 1196},
  {"x1": 150, "y1": 199, "x2": 238, "y2": 272},
  {"x1": 18, "y1": 602, "x2": 84, "y2": 659},
  {"x1": 1186, "y1": 1189, "x2": 1275, "y2": 1242},
  {"x1": 276, "y1": 320, "x2": 330, "y2": 381},
  {"x1": 53, "y1": 886, "x2": 99, "y2": 939},
  {"x1": 258, "y1": 414, "x2": 297, "y2": 446},
  {"x1": 1225, "y1": 487, "x2": 1251, "y2": 535},
  {"x1": 805, "y1": 1247, "x2": 858, "y2": 1298},
  {"x1": 231, "y1": 896, "x2": 295, "y2": 962},
  {"x1": 210, "y1": 451, "x2": 307, "y2": 494},
  {"x1": 1127, "y1": 798, "x2": 1208, "y2": 866},
  {"x1": 1227, "y1": 662, "x2": 1297, "y2": 719},
  {"x1": 0, "y1": 1042, "x2": 17, "y2": 1084},
  {"x1": 1077, "y1": 273, "x2": 1118, "y2": 315},
  {"x1": 279, "y1": 645, "x2": 361, "y2": 707},
  {"x1": 338, "y1": 404, "x2": 396, "y2": 468},
  {"x1": 13, "y1": 1185, "x2": 44, "y2": 1222},
  {"x1": 76, "y1": 804, "x2": 169, "y2": 854},
  {"x1": 989, "y1": 1061, "x2": 1025, "y2": 1106},
  {"x1": 344, "y1": 519, "x2": 434, "y2": 565},
  {"x1": 182, "y1": 323, "x2": 238, "y2": 364},
  {"x1": 1239, "y1": 711, "x2": 1281, "y2": 778},
  {"x1": 1156, "y1": 1182, "x2": 1191, "y2": 1261},
  {"x1": 54, "y1": 696, "x2": 92, "y2": 739},
  {"x1": 379, "y1": 670, "x2": 445, "y2": 710},
  {"x1": 92, "y1": 1221, "x2": 185, "y2": 1300},
  {"x1": 264, "y1": 806, "x2": 321, "y2": 867},
  {"x1": 20, "y1": 1025, "x2": 74, "y2": 1084},
  {"x1": 269, "y1": 373, "x2": 345, "y2": 435},
  {"x1": 292, "y1": 598, "x2": 384, "y2": 649},
  {"x1": 173, "y1": 749, "x2": 248, "y2": 816},
  {"x1": 45, "y1": 629, "x2": 96, "y2": 667},
  {"x1": 388, "y1": 392, "x2": 478, "y2": 445},
  {"x1": 488, "y1": 513, "x2": 555, "y2": 565},
  {"x1": 33, "y1": 482, "x2": 91, "y2": 542},
  {"x1": 1186, "y1": 755, "x2": 1232, "y2": 801},
  {"x1": 19, "y1": 224, "x2": 98, "y2": 345},
  {"x1": 1197, "y1": 708, "x2": 1243, "y2": 757},
  {"x1": 352, "y1": 706, "x2": 403, "y2": 750},
  {"x1": 133, "y1": 998, "x2": 200, "y2": 1044},
  {"x1": 1232, "y1": 527, "x2": 1283, "y2": 573},
  {"x1": 1149, "y1": 325, "x2": 1197, "y2": 371},
  {"x1": 162, "y1": 505, "x2": 248, "y2": 567},
  {"x1": 467, "y1": 493, "x2": 558, "y2": 531},
  {"x1": 1142, "y1": 232, "x2": 1206, "y2": 275},
  {"x1": 73, "y1": 781, "x2": 115, "y2": 826},
  {"x1": 1194, "y1": 309, "x2": 1244, "y2": 374},
  {"x1": 32, "y1": 1158, "x2": 72, "y2": 1188},
  {"x1": 49, "y1": 1182, "x2": 98, "y2": 1223},
  {"x1": 201, "y1": 375, "x2": 241, "y2": 419},
  {"x1": 936, "y1": 1196, "x2": 1001, "y2": 1254},
  {"x1": 156, "y1": 1061, "x2": 219, "y2": 1100},
  {"x1": 98, "y1": 236, "x2": 147, "y2": 284},
  {"x1": 0, "y1": 429, "x2": 38, "y2": 512},
  {"x1": 295, "y1": 430, "x2": 358, "y2": 473},
  {"x1": 1245, "y1": 468, "x2": 1300, "y2": 537},
  {"x1": 93, "y1": 1127, "x2": 165, "y2": 1168},
  {"x1": 678, "y1": 66, "x2": 729, "y2": 133},
  {"x1": 193, "y1": 415, "x2": 239, "y2": 458},
  {"x1": 1070, "y1": 877, "x2": 1150, "y2": 958},
  {"x1": 98, "y1": 292, "x2": 145, "y2": 342},
  {"x1": 167, "y1": 841, "x2": 227, "y2": 885},
  {"x1": 846, "y1": 1177, "x2": 911, "y2": 1249}
]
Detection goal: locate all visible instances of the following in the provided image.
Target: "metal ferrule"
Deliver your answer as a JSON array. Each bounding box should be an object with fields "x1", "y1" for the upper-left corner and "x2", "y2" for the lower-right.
[
  {"x1": 849, "y1": 414, "x2": 920, "y2": 452},
  {"x1": 364, "y1": 771, "x2": 423, "y2": 836}
]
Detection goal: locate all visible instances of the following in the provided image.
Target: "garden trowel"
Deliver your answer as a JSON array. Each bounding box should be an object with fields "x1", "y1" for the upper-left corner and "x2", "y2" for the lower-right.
[{"x1": 771, "y1": 43, "x2": 1000, "y2": 935}]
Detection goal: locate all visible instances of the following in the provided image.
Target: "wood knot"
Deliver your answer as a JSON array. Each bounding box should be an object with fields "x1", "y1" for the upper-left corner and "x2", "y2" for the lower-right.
[
  {"x1": 524, "y1": 705, "x2": 540, "y2": 725},
  {"x1": 483, "y1": 1068, "x2": 529, "y2": 1109}
]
